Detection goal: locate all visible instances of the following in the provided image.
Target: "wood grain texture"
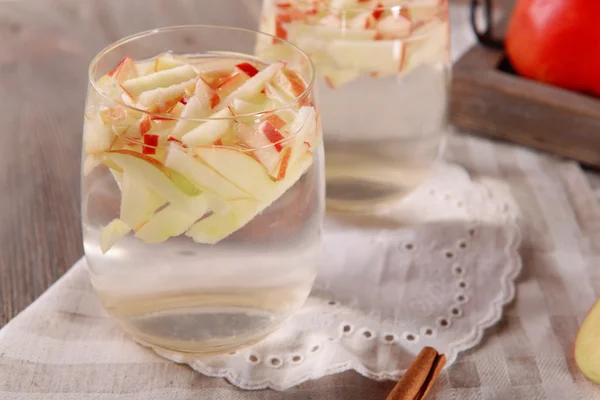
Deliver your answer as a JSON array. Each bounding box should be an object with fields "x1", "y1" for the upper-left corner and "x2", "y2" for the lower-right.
[{"x1": 451, "y1": 42, "x2": 600, "y2": 167}]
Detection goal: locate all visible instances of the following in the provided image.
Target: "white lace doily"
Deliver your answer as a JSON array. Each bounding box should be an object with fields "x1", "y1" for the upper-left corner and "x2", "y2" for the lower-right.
[{"x1": 151, "y1": 161, "x2": 522, "y2": 390}]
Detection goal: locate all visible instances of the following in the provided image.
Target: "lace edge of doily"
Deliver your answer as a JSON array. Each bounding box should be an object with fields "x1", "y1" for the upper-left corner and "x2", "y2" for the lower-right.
[{"x1": 155, "y1": 222, "x2": 523, "y2": 391}]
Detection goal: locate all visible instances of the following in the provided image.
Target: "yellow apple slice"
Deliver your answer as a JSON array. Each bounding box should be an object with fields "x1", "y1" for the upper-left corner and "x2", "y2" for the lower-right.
[
  {"x1": 402, "y1": 20, "x2": 448, "y2": 74},
  {"x1": 194, "y1": 146, "x2": 277, "y2": 201},
  {"x1": 170, "y1": 78, "x2": 216, "y2": 139},
  {"x1": 329, "y1": 39, "x2": 405, "y2": 72},
  {"x1": 575, "y1": 299, "x2": 600, "y2": 383},
  {"x1": 287, "y1": 106, "x2": 317, "y2": 165},
  {"x1": 100, "y1": 218, "x2": 131, "y2": 253},
  {"x1": 122, "y1": 64, "x2": 198, "y2": 98},
  {"x1": 182, "y1": 107, "x2": 234, "y2": 147},
  {"x1": 135, "y1": 195, "x2": 209, "y2": 244},
  {"x1": 215, "y1": 61, "x2": 284, "y2": 111},
  {"x1": 165, "y1": 145, "x2": 250, "y2": 200},
  {"x1": 106, "y1": 150, "x2": 199, "y2": 209},
  {"x1": 232, "y1": 98, "x2": 263, "y2": 114},
  {"x1": 136, "y1": 59, "x2": 156, "y2": 76},
  {"x1": 186, "y1": 152, "x2": 314, "y2": 244},
  {"x1": 119, "y1": 172, "x2": 166, "y2": 229}
]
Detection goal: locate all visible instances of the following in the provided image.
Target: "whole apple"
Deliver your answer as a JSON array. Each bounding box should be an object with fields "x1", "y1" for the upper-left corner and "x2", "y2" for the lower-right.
[{"x1": 505, "y1": 0, "x2": 600, "y2": 97}]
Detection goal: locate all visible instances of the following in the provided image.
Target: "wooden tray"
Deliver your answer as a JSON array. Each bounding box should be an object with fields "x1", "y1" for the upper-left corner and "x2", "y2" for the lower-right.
[{"x1": 450, "y1": 42, "x2": 600, "y2": 167}]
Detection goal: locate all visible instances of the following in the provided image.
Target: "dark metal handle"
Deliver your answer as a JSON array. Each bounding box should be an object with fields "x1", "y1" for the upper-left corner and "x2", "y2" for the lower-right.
[{"x1": 470, "y1": 0, "x2": 505, "y2": 50}]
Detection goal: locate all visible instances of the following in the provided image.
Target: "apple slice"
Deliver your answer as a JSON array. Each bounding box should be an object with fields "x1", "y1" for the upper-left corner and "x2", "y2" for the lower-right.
[
  {"x1": 236, "y1": 124, "x2": 281, "y2": 173},
  {"x1": 329, "y1": 39, "x2": 405, "y2": 71},
  {"x1": 136, "y1": 60, "x2": 156, "y2": 76},
  {"x1": 236, "y1": 62, "x2": 260, "y2": 77},
  {"x1": 106, "y1": 150, "x2": 200, "y2": 209},
  {"x1": 182, "y1": 107, "x2": 234, "y2": 147},
  {"x1": 404, "y1": 0, "x2": 441, "y2": 22},
  {"x1": 287, "y1": 106, "x2": 317, "y2": 165},
  {"x1": 215, "y1": 61, "x2": 285, "y2": 111},
  {"x1": 232, "y1": 98, "x2": 263, "y2": 115},
  {"x1": 575, "y1": 298, "x2": 600, "y2": 384},
  {"x1": 324, "y1": 68, "x2": 361, "y2": 88},
  {"x1": 349, "y1": 11, "x2": 377, "y2": 29},
  {"x1": 319, "y1": 15, "x2": 342, "y2": 27},
  {"x1": 272, "y1": 69, "x2": 306, "y2": 100},
  {"x1": 122, "y1": 64, "x2": 198, "y2": 98},
  {"x1": 83, "y1": 116, "x2": 114, "y2": 154},
  {"x1": 402, "y1": 20, "x2": 448, "y2": 74},
  {"x1": 154, "y1": 52, "x2": 186, "y2": 71},
  {"x1": 120, "y1": 172, "x2": 166, "y2": 229},
  {"x1": 135, "y1": 195, "x2": 209, "y2": 244},
  {"x1": 186, "y1": 152, "x2": 314, "y2": 244},
  {"x1": 100, "y1": 219, "x2": 131, "y2": 253},
  {"x1": 107, "y1": 56, "x2": 138, "y2": 83},
  {"x1": 264, "y1": 82, "x2": 290, "y2": 106},
  {"x1": 165, "y1": 145, "x2": 250, "y2": 200},
  {"x1": 194, "y1": 146, "x2": 277, "y2": 201},
  {"x1": 377, "y1": 15, "x2": 412, "y2": 39},
  {"x1": 170, "y1": 78, "x2": 216, "y2": 139},
  {"x1": 83, "y1": 155, "x2": 102, "y2": 176},
  {"x1": 138, "y1": 78, "x2": 197, "y2": 113},
  {"x1": 215, "y1": 73, "x2": 251, "y2": 99}
]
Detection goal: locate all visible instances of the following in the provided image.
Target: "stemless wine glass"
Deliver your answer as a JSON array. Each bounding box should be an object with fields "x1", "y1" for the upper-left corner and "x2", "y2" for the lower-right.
[
  {"x1": 257, "y1": 0, "x2": 450, "y2": 212},
  {"x1": 81, "y1": 25, "x2": 324, "y2": 354}
]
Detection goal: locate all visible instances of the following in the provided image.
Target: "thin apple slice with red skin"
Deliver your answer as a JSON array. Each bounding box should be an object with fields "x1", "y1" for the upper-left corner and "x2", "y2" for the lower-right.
[
  {"x1": 231, "y1": 98, "x2": 264, "y2": 115},
  {"x1": 264, "y1": 82, "x2": 289, "y2": 105},
  {"x1": 276, "y1": 147, "x2": 293, "y2": 180},
  {"x1": 259, "y1": 120, "x2": 286, "y2": 151},
  {"x1": 214, "y1": 61, "x2": 285, "y2": 111},
  {"x1": 182, "y1": 107, "x2": 234, "y2": 147},
  {"x1": 165, "y1": 145, "x2": 250, "y2": 200},
  {"x1": 137, "y1": 77, "x2": 197, "y2": 113},
  {"x1": 107, "y1": 56, "x2": 138, "y2": 83},
  {"x1": 329, "y1": 39, "x2": 405, "y2": 72},
  {"x1": 194, "y1": 146, "x2": 277, "y2": 201},
  {"x1": 215, "y1": 73, "x2": 251, "y2": 99},
  {"x1": 100, "y1": 219, "x2": 131, "y2": 253},
  {"x1": 236, "y1": 62, "x2": 260, "y2": 77},
  {"x1": 106, "y1": 150, "x2": 200, "y2": 209},
  {"x1": 372, "y1": 2, "x2": 385, "y2": 20},
  {"x1": 236, "y1": 124, "x2": 281, "y2": 174},
  {"x1": 377, "y1": 15, "x2": 412, "y2": 38},
  {"x1": 265, "y1": 114, "x2": 287, "y2": 130},
  {"x1": 186, "y1": 152, "x2": 314, "y2": 244},
  {"x1": 170, "y1": 78, "x2": 216, "y2": 139},
  {"x1": 122, "y1": 64, "x2": 198, "y2": 98},
  {"x1": 142, "y1": 133, "x2": 159, "y2": 155},
  {"x1": 272, "y1": 69, "x2": 306, "y2": 100}
]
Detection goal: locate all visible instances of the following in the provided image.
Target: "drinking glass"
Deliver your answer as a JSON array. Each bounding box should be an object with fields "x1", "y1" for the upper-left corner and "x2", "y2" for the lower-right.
[
  {"x1": 258, "y1": 0, "x2": 450, "y2": 211},
  {"x1": 81, "y1": 25, "x2": 324, "y2": 353}
]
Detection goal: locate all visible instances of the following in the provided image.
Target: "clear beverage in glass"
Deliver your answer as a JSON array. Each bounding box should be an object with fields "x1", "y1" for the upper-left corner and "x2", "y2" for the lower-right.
[
  {"x1": 81, "y1": 25, "x2": 324, "y2": 353},
  {"x1": 258, "y1": 0, "x2": 450, "y2": 211}
]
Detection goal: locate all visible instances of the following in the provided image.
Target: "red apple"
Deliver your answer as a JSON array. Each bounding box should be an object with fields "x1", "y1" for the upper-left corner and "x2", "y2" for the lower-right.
[
  {"x1": 107, "y1": 56, "x2": 138, "y2": 83},
  {"x1": 505, "y1": 0, "x2": 600, "y2": 96},
  {"x1": 236, "y1": 62, "x2": 260, "y2": 77},
  {"x1": 259, "y1": 121, "x2": 286, "y2": 152},
  {"x1": 142, "y1": 133, "x2": 159, "y2": 155}
]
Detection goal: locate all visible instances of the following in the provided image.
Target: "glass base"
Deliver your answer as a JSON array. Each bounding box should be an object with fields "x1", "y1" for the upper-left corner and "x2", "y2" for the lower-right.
[{"x1": 114, "y1": 307, "x2": 282, "y2": 354}]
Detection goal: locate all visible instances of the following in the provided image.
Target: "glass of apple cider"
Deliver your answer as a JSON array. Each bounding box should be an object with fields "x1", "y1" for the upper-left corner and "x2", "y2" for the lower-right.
[
  {"x1": 81, "y1": 25, "x2": 324, "y2": 354},
  {"x1": 257, "y1": 0, "x2": 450, "y2": 212}
]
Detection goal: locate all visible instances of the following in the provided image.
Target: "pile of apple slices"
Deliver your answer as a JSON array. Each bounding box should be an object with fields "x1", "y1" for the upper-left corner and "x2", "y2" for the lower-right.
[
  {"x1": 83, "y1": 53, "x2": 320, "y2": 253},
  {"x1": 258, "y1": 0, "x2": 449, "y2": 88}
]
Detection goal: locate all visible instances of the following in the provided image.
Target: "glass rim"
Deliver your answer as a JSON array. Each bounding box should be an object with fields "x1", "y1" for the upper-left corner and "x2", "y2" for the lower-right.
[
  {"x1": 285, "y1": 0, "x2": 446, "y2": 12},
  {"x1": 88, "y1": 24, "x2": 317, "y2": 122}
]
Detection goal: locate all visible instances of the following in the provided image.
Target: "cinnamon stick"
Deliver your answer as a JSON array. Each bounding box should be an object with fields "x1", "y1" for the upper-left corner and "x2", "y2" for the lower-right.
[{"x1": 386, "y1": 347, "x2": 446, "y2": 400}]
